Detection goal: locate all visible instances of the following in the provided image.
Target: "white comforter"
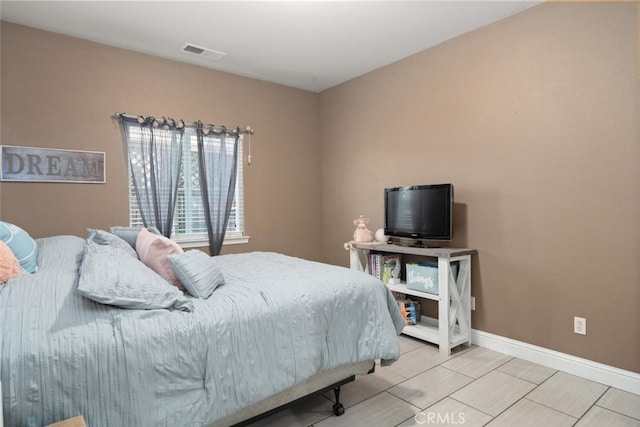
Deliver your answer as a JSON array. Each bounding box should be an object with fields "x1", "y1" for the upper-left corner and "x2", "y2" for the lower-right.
[{"x1": 0, "y1": 235, "x2": 403, "y2": 426}]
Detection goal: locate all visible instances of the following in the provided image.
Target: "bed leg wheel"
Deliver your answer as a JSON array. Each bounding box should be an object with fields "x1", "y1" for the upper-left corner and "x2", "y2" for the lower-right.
[{"x1": 333, "y1": 402, "x2": 345, "y2": 416}]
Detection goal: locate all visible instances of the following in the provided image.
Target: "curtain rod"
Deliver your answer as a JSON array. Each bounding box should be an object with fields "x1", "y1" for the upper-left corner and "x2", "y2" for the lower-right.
[{"x1": 113, "y1": 112, "x2": 255, "y2": 135}]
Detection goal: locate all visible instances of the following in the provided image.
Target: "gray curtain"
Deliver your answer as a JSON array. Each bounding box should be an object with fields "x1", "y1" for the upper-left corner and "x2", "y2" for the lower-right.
[
  {"x1": 120, "y1": 116, "x2": 184, "y2": 237},
  {"x1": 196, "y1": 122, "x2": 239, "y2": 255}
]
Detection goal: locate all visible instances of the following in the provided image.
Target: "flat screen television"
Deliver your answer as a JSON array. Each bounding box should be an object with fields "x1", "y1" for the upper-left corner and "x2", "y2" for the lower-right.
[{"x1": 384, "y1": 183, "x2": 453, "y2": 243}]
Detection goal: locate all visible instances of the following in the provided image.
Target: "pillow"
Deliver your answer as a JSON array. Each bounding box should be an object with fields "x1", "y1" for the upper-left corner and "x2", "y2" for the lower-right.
[
  {"x1": 135, "y1": 228, "x2": 185, "y2": 290},
  {"x1": 87, "y1": 228, "x2": 138, "y2": 258},
  {"x1": 77, "y1": 240, "x2": 193, "y2": 311},
  {"x1": 0, "y1": 240, "x2": 22, "y2": 283},
  {"x1": 168, "y1": 250, "x2": 225, "y2": 298},
  {"x1": 109, "y1": 226, "x2": 161, "y2": 249},
  {"x1": 0, "y1": 221, "x2": 38, "y2": 273}
]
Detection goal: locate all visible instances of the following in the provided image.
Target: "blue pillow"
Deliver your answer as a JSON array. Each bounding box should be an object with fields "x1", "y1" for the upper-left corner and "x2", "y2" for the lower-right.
[
  {"x1": 0, "y1": 221, "x2": 38, "y2": 273},
  {"x1": 87, "y1": 228, "x2": 138, "y2": 258},
  {"x1": 168, "y1": 250, "x2": 225, "y2": 298},
  {"x1": 109, "y1": 226, "x2": 161, "y2": 248}
]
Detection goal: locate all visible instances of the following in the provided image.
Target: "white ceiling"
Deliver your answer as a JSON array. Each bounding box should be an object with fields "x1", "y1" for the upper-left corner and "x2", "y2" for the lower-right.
[{"x1": 0, "y1": 1, "x2": 542, "y2": 93}]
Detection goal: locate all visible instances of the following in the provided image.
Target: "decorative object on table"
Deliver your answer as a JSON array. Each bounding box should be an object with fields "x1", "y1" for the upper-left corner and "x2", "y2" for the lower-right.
[
  {"x1": 343, "y1": 216, "x2": 384, "y2": 251},
  {"x1": 352, "y1": 215, "x2": 374, "y2": 243},
  {"x1": 374, "y1": 228, "x2": 389, "y2": 243},
  {"x1": 381, "y1": 254, "x2": 401, "y2": 284},
  {"x1": 387, "y1": 256, "x2": 401, "y2": 284}
]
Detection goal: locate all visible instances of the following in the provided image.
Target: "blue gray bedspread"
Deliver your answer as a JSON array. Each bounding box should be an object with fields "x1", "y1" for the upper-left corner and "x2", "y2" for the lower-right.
[{"x1": 0, "y1": 235, "x2": 403, "y2": 426}]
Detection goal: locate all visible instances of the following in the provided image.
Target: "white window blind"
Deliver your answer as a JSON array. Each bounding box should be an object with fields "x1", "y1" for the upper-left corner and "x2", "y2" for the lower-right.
[{"x1": 129, "y1": 130, "x2": 245, "y2": 246}]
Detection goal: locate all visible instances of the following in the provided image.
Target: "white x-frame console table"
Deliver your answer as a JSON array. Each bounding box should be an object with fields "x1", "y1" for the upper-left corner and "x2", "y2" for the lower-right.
[{"x1": 350, "y1": 242, "x2": 477, "y2": 355}]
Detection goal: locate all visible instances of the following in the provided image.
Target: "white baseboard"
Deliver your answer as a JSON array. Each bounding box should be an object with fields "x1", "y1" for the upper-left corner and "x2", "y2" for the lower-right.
[{"x1": 471, "y1": 329, "x2": 640, "y2": 396}]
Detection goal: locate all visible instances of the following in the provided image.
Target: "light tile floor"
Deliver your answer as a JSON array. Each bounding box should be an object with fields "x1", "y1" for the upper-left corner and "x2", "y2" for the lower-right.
[{"x1": 246, "y1": 336, "x2": 640, "y2": 427}]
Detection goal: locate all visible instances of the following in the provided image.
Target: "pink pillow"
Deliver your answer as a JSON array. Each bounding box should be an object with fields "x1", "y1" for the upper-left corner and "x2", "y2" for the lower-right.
[
  {"x1": 135, "y1": 228, "x2": 185, "y2": 291},
  {"x1": 0, "y1": 240, "x2": 22, "y2": 283}
]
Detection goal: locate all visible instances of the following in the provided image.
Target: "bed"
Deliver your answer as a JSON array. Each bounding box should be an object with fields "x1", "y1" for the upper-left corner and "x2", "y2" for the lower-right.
[{"x1": 0, "y1": 232, "x2": 404, "y2": 426}]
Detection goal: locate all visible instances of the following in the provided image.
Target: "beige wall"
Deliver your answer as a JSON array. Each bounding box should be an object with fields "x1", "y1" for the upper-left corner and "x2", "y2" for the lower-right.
[
  {"x1": 319, "y1": 2, "x2": 639, "y2": 373},
  {"x1": 0, "y1": 22, "x2": 321, "y2": 260},
  {"x1": 2, "y1": 2, "x2": 639, "y2": 374}
]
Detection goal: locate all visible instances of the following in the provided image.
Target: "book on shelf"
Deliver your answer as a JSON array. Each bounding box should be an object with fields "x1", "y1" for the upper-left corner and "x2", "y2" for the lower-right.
[
  {"x1": 368, "y1": 252, "x2": 402, "y2": 284},
  {"x1": 397, "y1": 299, "x2": 421, "y2": 325}
]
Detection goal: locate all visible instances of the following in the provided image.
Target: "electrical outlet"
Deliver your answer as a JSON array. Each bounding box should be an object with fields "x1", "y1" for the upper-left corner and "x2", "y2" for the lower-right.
[
  {"x1": 574, "y1": 316, "x2": 586, "y2": 335},
  {"x1": 471, "y1": 297, "x2": 476, "y2": 311}
]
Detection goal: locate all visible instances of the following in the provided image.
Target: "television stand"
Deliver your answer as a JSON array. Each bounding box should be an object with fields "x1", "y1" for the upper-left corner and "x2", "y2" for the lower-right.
[{"x1": 349, "y1": 242, "x2": 477, "y2": 355}]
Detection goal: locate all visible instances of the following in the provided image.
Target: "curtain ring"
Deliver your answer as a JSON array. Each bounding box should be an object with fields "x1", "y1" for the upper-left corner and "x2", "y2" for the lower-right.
[{"x1": 137, "y1": 115, "x2": 145, "y2": 124}]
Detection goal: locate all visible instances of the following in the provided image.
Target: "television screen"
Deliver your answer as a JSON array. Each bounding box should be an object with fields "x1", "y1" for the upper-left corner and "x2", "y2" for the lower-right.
[{"x1": 384, "y1": 184, "x2": 453, "y2": 241}]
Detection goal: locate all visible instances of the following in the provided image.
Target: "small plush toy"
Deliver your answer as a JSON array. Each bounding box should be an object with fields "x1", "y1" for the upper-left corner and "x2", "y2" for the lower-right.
[
  {"x1": 0, "y1": 241, "x2": 22, "y2": 284},
  {"x1": 353, "y1": 215, "x2": 375, "y2": 243}
]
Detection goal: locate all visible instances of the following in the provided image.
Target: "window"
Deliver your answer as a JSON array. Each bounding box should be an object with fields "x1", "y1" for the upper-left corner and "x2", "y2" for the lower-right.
[{"x1": 129, "y1": 128, "x2": 247, "y2": 247}]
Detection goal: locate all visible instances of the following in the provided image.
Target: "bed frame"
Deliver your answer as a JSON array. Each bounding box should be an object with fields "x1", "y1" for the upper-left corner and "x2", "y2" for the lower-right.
[{"x1": 211, "y1": 360, "x2": 376, "y2": 427}]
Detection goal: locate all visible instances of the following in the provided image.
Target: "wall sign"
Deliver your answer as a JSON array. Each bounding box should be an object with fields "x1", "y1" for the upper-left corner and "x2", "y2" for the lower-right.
[{"x1": 1, "y1": 145, "x2": 105, "y2": 183}]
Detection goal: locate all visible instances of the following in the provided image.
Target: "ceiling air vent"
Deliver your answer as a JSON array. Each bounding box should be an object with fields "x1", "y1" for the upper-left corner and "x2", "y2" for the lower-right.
[{"x1": 181, "y1": 43, "x2": 226, "y2": 61}]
